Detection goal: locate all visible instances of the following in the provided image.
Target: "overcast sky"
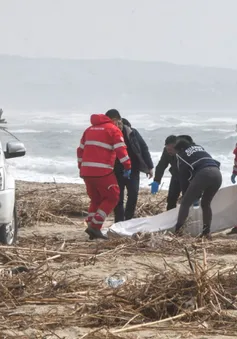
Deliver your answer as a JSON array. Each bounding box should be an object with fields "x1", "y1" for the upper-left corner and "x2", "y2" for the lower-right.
[{"x1": 0, "y1": 0, "x2": 237, "y2": 68}]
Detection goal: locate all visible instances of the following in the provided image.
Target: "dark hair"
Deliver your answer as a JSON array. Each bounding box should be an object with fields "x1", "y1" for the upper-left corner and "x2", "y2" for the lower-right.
[
  {"x1": 105, "y1": 109, "x2": 121, "y2": 120},
  {"x1": 165, "y1": 135, "x2": 177, "y2": 145},
  {"x1": 122, "y1": 118, "x2": 132, "y2": 128},
  {"x1": 177, "y1": 135, "x2": 193, "y2": 143},
  {"x1": 175, "y1": 138, "x2": 193, "y2": 152}
]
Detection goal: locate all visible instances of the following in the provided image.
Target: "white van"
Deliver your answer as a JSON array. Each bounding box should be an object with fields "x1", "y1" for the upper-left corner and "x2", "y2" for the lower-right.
[{"x1": 0, "y1": 129, "x2": 26, "y2": 245}]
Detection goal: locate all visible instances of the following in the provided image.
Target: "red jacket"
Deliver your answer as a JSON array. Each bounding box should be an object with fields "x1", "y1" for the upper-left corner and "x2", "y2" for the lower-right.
[
  {"x1": 233, "y1": 146, "x2": 237, "y2": 175},
  {"x1": 77, "y1": 114, "x2": 131, "y2": 177}
]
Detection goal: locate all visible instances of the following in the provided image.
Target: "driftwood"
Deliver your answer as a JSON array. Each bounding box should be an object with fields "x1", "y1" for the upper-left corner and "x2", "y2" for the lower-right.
[
  {"x1": 16, "y1": 181, "x2": 168, "y2": 227},
  {"x1": 0, "y1": 181, "x2": 235, "y2": 338},
  {"x1": 1, "y1": 235, "x2": 237, "y2": 334}
]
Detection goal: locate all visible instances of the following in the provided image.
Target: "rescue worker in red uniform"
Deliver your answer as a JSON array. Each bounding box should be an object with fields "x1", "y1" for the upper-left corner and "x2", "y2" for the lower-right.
[
  {"x1": 228, "y1": 143, "x2": 237, "y2": 235},
  {"x1": 77, "y1": 109, "x2": 131, "y2": 240}
]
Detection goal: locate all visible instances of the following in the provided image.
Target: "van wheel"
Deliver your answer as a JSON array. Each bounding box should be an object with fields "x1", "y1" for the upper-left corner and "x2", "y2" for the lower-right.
[{"x1": 0, "y1": 205, "x2": 18, "y2": 245}]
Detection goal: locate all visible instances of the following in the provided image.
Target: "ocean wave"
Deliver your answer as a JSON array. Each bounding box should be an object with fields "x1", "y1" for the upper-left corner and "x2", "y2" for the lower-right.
[
  {"x1": 7, "y1": 156, "x2": 77, "y2": 175},
  {"x1": 11, "y1": 129, "x2": 42, "y2": 134},
  {"x1": 203, "y1": 128, "x2": 234, "y2": 133},
  {"x1": 176, "y1": 122, "x2": 199, "y2": 127},
  {"x1": 5, "y1": 150, "x2": 233, "y2": 190},
  {"x1": 207, "y1": 117, "x2": 237, "y2": 124},
  {"x1": 224, "y1": 133, "x2": 237, "y2": 139},
  {"x1": 60, "y1": 130, "x2": 72, "y2": 133},
  {"x1": 10, "y1": 168, "x2": 83, "y2": 184}
]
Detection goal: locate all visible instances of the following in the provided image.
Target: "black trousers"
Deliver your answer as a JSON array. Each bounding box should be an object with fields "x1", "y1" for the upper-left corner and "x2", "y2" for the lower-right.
[
  {"x1": 167, "y1": 176, "x2": 181, "y2": 210},
  {"x1": 175, "y1": 167, "x2": 222, "y2": 233},
  {"x1": 114, "y1": 171, "x2": 140, "y2": 223}
]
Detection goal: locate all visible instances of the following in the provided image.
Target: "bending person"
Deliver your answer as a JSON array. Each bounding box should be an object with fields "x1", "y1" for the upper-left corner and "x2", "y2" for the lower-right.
[
  {"x1": 227, "y1": 143, "x2": 237, "y2": 235},
  {"x1": 174, "y1": 138, "x2": 222, "y2": 239},
  {"x1": 151, "y1": 135, "x2": 194, "y2": 210}
]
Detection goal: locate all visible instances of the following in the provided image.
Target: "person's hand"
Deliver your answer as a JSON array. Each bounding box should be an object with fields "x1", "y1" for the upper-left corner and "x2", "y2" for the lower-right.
[
  {"x1": 123, "y1": 169, "x2": 131, "y2": 179},
  {"x1": 231, "y1": 173, "x2": 236, "y2": 184},
  {"x1": 193, "y1": 199, "x2": 199, "y2": 207},
  {"x1": 149, "y1": 181, "x2": 159, "y2": 194},
  {"x1": 146, "y1": 169, "x2": 153, "y2": 179}
]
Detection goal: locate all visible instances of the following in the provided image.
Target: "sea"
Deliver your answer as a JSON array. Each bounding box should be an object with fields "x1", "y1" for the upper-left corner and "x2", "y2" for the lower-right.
[{"x1": 2, "y1": 110, "x2": 237, "y2": 190}]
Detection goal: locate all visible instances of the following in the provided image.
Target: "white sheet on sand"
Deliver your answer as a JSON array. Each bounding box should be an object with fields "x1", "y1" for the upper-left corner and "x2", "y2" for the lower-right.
[{"x1": 105, "y1": 185, "x2": 237, "y2": 237}]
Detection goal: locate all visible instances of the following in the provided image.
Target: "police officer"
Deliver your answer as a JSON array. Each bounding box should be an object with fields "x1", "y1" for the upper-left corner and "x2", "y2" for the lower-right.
[{"x1": 174, "y1": 138, "x2": 222, "y2": 239}]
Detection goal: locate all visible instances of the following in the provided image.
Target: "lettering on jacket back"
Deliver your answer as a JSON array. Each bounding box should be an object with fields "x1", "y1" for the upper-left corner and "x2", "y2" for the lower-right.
[{"x1": 185, "y1": 145, "x2": 204, "y2": 157}]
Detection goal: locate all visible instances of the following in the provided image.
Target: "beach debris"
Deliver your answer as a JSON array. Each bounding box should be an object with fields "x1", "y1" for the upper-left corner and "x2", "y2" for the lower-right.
[
  {"x1": 105, "y1": 273, "x2": 126, "y2": 288},
  {"x1": 15, "y1": 181, "x2": 168, "y2": 227}
]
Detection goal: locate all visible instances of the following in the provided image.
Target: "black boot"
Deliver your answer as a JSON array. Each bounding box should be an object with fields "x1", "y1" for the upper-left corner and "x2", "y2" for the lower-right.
[
  {"x1": 200, "y1": 225, "x2": 212, "y2": 240},
  {"x1": 86, "y1": 227, "x2": 108, "y2": 240},
  {"x1": 174, "y1": 225, "x2": 184, "y2": 237},
  {"x1": 85, "y1": 227, "x2": 95, "y2": 240}
]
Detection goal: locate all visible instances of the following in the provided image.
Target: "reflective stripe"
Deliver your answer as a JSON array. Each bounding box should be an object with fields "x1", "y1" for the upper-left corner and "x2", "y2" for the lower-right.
[
  {"x1": 108, "y1": 184, "x2": 119, "y2": 190},
  {"x1": 114, "y1": 142, "x2": 126, "y2": 149},
  {"x1": 91, "y1": 217, "x2": 103, "y2": 225},
  {"x1": 85, "y1": 140, "x2": 113, "y2": 150},
  {"x1": 176, "y1": 154, "x2": 194, "y2": 170},
  {"x1": 81, "y1": 162, "x2": 113, "y2": 169},
  {"x1": 79, "y1": 143, "x2": 84, "y2": 149},
  {"x1": 120, "y1": 155, "x2": 130, "y2": 163},
  {"x1": 88, "y1": 212, "x2": 95, "y2": 217},
  {"x1": 177, "y1": 155, "x2": 216, "y2": 170},
  {"x1": 77, "y1": 158, "x2": 82, "y2": 162},
  {"x1": 191, "y1": 157, "x2": 214, "y2": 166},
  {"x1": 97, "y1": 209, "x2": 107, "y2": 219}
]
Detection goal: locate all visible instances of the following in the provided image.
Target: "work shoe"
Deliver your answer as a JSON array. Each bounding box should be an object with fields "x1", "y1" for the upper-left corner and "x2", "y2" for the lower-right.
[
  {"x1": 226, "y1": 227, "x2": 237, "y2": 235},
  {"x1": 85, "y1": 227, "x2": 95, "y2": 240},
  {"x1": 174, "y1": 227, "x2": 184, "y2": 237},
  {"x1": 86, "y1": 227, "x2": 108, "y2": 240}
]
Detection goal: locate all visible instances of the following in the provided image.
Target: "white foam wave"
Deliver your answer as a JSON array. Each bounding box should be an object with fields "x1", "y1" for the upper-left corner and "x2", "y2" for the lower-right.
[
  {"x1": 176, "y1": 122, "x2": 199, "y2": 127},
  {"x1": 4, "y1": 140, "x2": 235, "y2": 191},
  {"x1": 203, "y1": 128, "x2": 234, "y2": 133},
  {"x1": 7, "y1": 156, "x2": 76, "y2": 174},
  {"x1": 61, "y1": 130, "x2": 72, "y2": 133},
  {"x1": 207, "y1": 117, "x2": 237, "y2": 124},
  {"x1": 10, "y1": 168, "x2": 84, "y2": 184},
  {"x1": 224, "y1": 133, "x2": 237, "y2": 139},
  {"x1": 11, "y1": 129, "x2": 42, "y2": 134}
]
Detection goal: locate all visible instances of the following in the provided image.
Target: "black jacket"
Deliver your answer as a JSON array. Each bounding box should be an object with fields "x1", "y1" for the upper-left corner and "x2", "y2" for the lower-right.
[
  {"x1": 154, "y1": 147, "x2": 178, "y2": 183},
  {"x1": 177, "y1": 144, "x2": 220, "y2": 194},
  {"x1": 114, "y1": 125, "x2": 153, "y2": 175}
]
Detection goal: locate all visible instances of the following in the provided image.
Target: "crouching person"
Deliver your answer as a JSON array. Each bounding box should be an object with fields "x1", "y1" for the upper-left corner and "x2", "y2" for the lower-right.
[
  {"x1": 77, "y1": 109, "x2": 131, "y2": 240},
  {"x1": 150, "y1": 135, "x2": 194, "y2": 210},
  {"x1": 174, "y1": 138, "x2": 222, "y2": 239},
  {"x1": 227, "y1": 144, "x2": 237, "y2": 235}
]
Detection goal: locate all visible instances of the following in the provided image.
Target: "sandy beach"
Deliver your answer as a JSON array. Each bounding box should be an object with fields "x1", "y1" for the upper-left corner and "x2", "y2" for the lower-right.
[{"x1": 0, "y1": 180, "x2": 236, "y2": 339}]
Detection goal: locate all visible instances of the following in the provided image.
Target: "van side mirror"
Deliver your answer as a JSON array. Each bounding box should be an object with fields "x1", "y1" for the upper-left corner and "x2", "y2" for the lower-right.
[{"x1": 5, "y1": 141, "x2": 26, "y2": 159}]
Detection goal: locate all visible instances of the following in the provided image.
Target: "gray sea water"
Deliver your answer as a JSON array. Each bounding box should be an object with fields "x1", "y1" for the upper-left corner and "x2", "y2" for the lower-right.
[{"x1": 3, "y1": 109, "x2": 237, "y2": 189}]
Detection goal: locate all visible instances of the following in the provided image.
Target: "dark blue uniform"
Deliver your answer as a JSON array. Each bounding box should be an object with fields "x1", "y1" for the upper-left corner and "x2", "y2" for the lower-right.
[
  {"x1": 175, "y1": 144, "x2": 222, "y2": 237},
  {"x1": 176, "y1": 145, "x2": 220, "y2": 195}
]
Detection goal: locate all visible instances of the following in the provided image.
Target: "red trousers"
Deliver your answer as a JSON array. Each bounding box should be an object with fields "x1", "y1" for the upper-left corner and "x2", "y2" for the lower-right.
[{"x1": 84, "y1": 173, "x2": 120, "y2": 229}]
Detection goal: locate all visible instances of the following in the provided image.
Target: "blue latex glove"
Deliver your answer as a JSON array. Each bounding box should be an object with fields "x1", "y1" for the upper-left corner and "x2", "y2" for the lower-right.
[
  {"x1": 193, "y1": 199, "x2": 199, "y2": 207},
  {"x1": 231, "y1": 173, "x2": 236, "y2": 184},
  {"x1": 123, "y1": 169, "x2": 131, "y2": 179},
  {"x1": 149, "y1": 181, "x2": 159, "y2": 194}
]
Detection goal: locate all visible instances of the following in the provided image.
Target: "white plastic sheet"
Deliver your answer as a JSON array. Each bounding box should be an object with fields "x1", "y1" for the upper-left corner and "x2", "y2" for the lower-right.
[{"x1": 106, "y1": 185, "x2": 237, "y2": 237}]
